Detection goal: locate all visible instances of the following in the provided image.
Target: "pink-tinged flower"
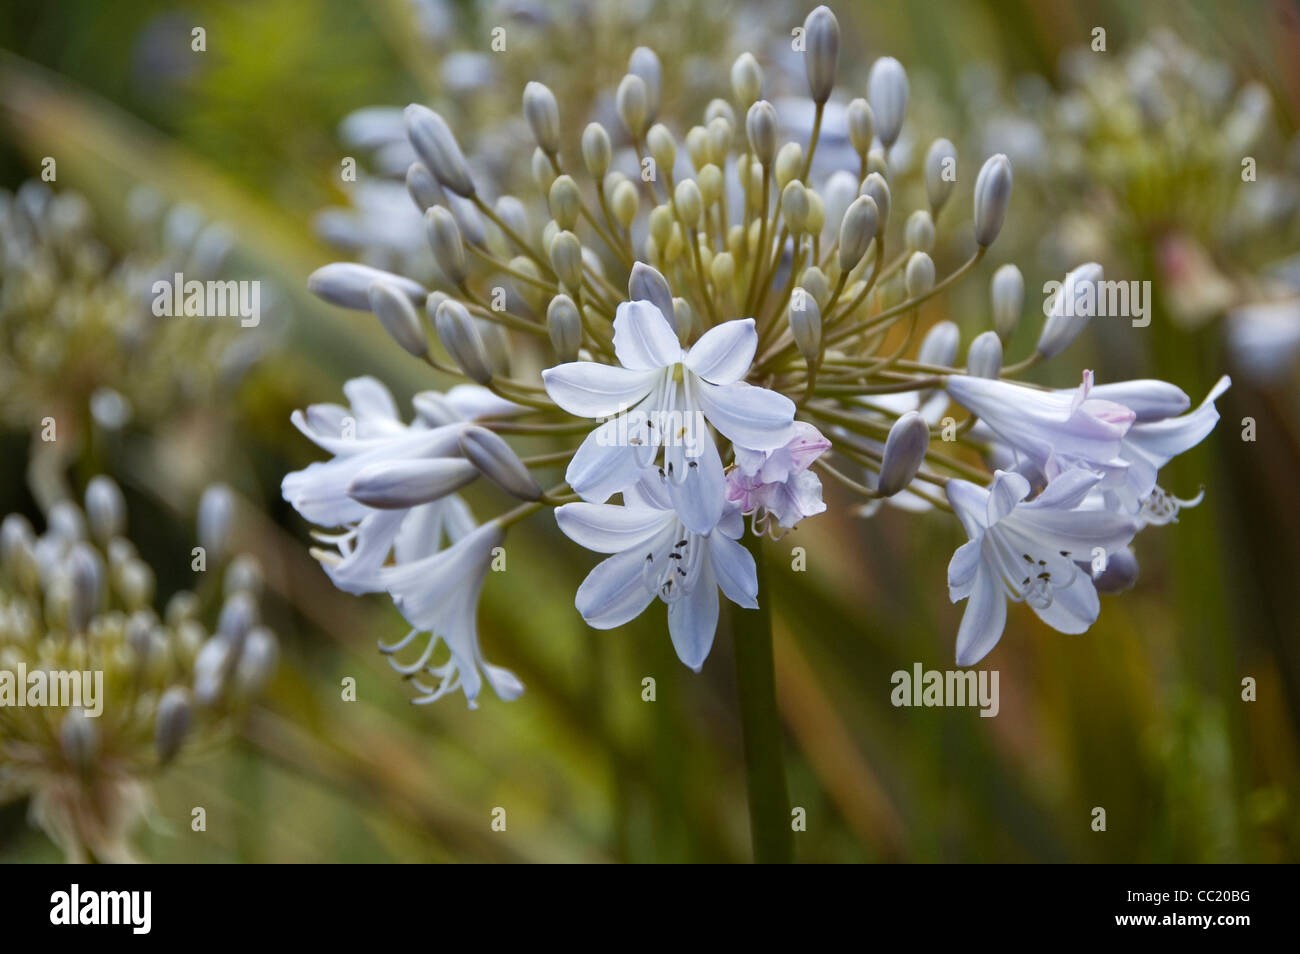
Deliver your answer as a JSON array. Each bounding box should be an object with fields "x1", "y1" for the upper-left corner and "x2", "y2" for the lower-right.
[
  {"x1": 726, "y1": 422, "x2": 831, "y2": 529},
  {"x1": 541, "y1": 299, "x2": 797, "y2": 534}
]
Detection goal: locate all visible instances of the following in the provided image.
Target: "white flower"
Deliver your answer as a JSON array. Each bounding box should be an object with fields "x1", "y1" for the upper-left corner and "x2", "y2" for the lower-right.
[
  {"x1": 541, "y1": 299, "x2": 797, "y2": 533},
  {"x1": 946, "y1": 469, "x2": 1140, "y2": 666},
  {"x1": 555, "y1": 469, "x2": 758, "y2": 671},
  {"x1": 726, "y1": 422, "x2": 831, "y2": 529},
  {"x1": 373, "y1": 521, "x2": 522, "y2": 707}
]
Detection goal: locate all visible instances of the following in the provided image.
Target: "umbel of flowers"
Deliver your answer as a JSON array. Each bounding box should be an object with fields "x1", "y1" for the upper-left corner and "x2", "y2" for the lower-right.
[
  {"x1": 0, "y1": 479, "x2": 277, "y2": 862},
  {"x1": 285, "y1": 5, "x2": 1228, "y2": 707}
]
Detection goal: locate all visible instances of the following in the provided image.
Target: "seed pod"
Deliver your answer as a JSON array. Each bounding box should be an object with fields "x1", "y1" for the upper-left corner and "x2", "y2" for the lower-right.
[
  {"x1": 369, "y1": 280, "x2": 429, "y2": 358},
  {"x1": 868, "y1": 57, "x2": 909, "y2": 148},
  {"x1": 404, "y1": 104, "x2": 475, "y2": 197},
  {"x1": 904, "y1": 251, "x2": 935, "y2": 298},
  {"x1": 861, "y1": 173, "x2": 891, "y2": 233},
  {"x1": 547, "y1": 294, "x2": 583, "y2": 361},
  {"x1": 846, "y1": 98, "x2": 875, "y2": 157},
  {"x1": 549, "y1": 230, "x2": 584, "y2": 292},
  {"x1": 617, "y1": 73, "x2": 650, "y2": 139},
  {"x1": 973, "y1": 153, "x2": 1013, "y2": 247},
  {"x1": 789, "y1": 294, "x2": 822, "y2": 364},
  {"x1": 581, "y1": 122, "x2": 612, "y2": 179},
  {"x1": 731, "y1": 52, "x2": 763, "y2": 106},
  {"x1": 905, "y1": 210, "x2": 935, "y2": 253},
  {"x1": 924, "y1": 138, "x2": 958, "y2": 213},
  {"x1": 347, "y1": 458, "x2": 479, "y2": 510},
  {"x1": 308, "y1": 263, "x2": 426, "y2": 311},
  {"x1": 548, "y1": 175, "x2": 581, "y2": 231},
  {"x1": 966, "y1": 330, "x2": 1004, "y2": 378},
  {"x1": 629, "y1": 46, "x2": 662, "y2": 121},
  {"x1": 877, "y1": 411, "x2": 930, "y2": 497},
  {"x1": 85, "y1": 475, "x2": 125, "y2": 544},
  {"x1": 990, "y1": 264, "x2": 1024, "y2": 340},
  {"x1": 434, "y1": 299, "x2": 494, "y2": 384},
  {"x1": 746, "y1": 100, "x2": 778, "y2": 165},
  {"x1": 523, "y1": 81, "x2": 561, "y2": 155},
  {"x1": 155, "y1": 686, "x2": 194, "y2": 765},
  {"x1": 424, "y1": 206, "x2": 467, "y2": 285},
  {"x1": 459, "y1": 426, "x2": 543, "y2": 502},
  {"x1": 803, "y1": 5, "x2": 840, "y2": 105}
]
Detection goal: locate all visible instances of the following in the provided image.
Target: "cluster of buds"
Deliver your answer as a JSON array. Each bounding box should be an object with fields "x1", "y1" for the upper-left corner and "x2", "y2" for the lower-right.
[
  {"x1": 0, "y1": 478, "x2": 276, "y2": 862},
  {"x1": 289, "y1": 5, "x2": 1228, "y2": 706},
  {"x1": 0, "y1": 181, "x2": 268, "y2": 506}
]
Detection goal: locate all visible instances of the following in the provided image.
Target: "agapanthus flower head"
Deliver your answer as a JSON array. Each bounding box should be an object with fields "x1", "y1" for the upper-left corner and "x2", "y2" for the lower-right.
[
  {"x1": 0, "y1": 477, "x2": 277, "y2": 861},
  {"x1": 288, "y1": 3, "x2": 1227, "y2": 706}
]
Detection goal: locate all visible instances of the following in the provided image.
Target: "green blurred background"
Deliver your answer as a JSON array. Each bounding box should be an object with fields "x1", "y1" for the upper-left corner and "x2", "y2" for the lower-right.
[{"x1": 0, "y1": 0, "x2": 1297, "y2": 862}]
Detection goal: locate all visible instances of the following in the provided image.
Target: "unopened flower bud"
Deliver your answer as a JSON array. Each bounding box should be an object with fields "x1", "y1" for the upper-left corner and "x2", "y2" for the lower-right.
[
  {"x1": 611, "y1": 180, "x2": 639, "y2": 229},
  {"x1": 424, "y1": 206, "x2": 467, "y2": 285},
  {"x1": 218, "y1": 591, "x2": 259, "y2": 644},
  {"x1": 85, "y1": 475, "x2": 125, "y2": 544},
  {"x1": 348, "y1": 458, "x2": 478, "y2": 509},
  {"x1": 672, "y1": 298, "x2": 696, "y2": 342},
  {"x1": 532, "y1": 147, "x2": 555, "y2": 194},
  {"x1": 861, "y1": 173, "x2": 891, "y2": 233},
  {"x1": 877, "y1": 411, "x2": 930, "y2": 497},
  {"x1": 799, "y1": 267, "x2": 830, "y2": 310},
  {"x1": 198, "y1": 484, "x2": 235, "y2": 562},
  {"x1": 803, "y1": 5, "x2": 840, "y2": 105},
  {"x1": 838, "y1": 196, "x2": 879, "y2": 272},
  {"x1": 308, "y1": 263, "x2": 425, "y2": 311},
  {"x1": 775, "y1": 142, "x2": 804, "y2": 190},
  {"x1": 405, "y1": 162, "x2": 441, "y2": 212},
  {"x1": 919, "y1": 320, "x2": 960, "y2": 367},
  {"x1": 781, "y1": 181, "x2": 810, "y2": 234},
  {"x1": 789, "y1": 294, "x2": 823, "y2": 364},
  {"x1": 549, "y1": 230, "x2": 584, "y2": 291},
  {"x1": 582, "y1": 122, "x2": 612, "y2": 179},
  {"x1": 617, "y1": 73, "x2": 649, "y2": 139},
  {"x1": 547, "y1": 294, "x2": 583, "y2": 361},
  {"x1": 746, "y1": 100, "x2": 778, "y2": 165},
  {"x1": 867, "y1": 57, "x2": 909, "y2": 148},
  {"x1": 966, "y1": 330, "x2": 1003, "y2": 378},
  {"x1": 697, "y1": 164, "x2": 724, "y2": 207},
  {"x1": 66, "y1": 543, "x2": 102, "y2": 632},
  {"x1": 847, "y1": 98, "x2": 875, "y2": 156},
  {"x1": 710, "y1": 251, "x2": 736, "y2": 292},
  {"x1": 647, "y1": 124, "x2": 677, "y2": 175},
  {"x1": 59, "y1": 708, "x2": 99, "y2": 773},
  {"x1": 991, "y1": 263, "x2": 1024, "y2": 340},
  {"x1": 905, "y1": 251, "x2": 935, "y2": 298},
  {"x1": 155, "y1": 686, "x2": 193, "y2": 765},
  {"x1": 629, "y1": 261, "x2": 675, "y2": 320},
  {"x1": 224, "y1": 554, "x2": 264, "y2": 598},
  {"x1": 494, "y1": 195, "x2": 528, "y2": 241},
  {"x1": 523, "y1": 81, "x2": 561, "y2": 155},
  {"x1": 973, "y1": 153, "x2": 1013, "y2": 247},
  {"x1": 1089, "y1": 546, "x2": 1139, "y2": 594},
  {"x1": 706, "y1": 116, "x2": 732, "y2": 165},
  {"x1": 434, "y1": 299, "x2": 494, "y2": 383},
  {"x1": 924, "y1": 138, "x2": 958, "y2": 213},
  {"x1": 404, "y1": 104, "x2": 475, "y2": 197},
  {"x1": 548, "y1": 175, "x2": 581, "y2": 231},
  {"x1": 233, "y1": 626, "x2": 277, "y2": 698},
  {"x1": 369, "y1": 280, "x2": 429, "y2": 357},
  {"x1": 731, "y1": 52, "x2": 763, "y2": 106},
  {"x1": 1037, "y1": 263, "x2": 1102, "y2": 359},
  {"x1": 629, "y1": 46, "x2": 662, "y2": 121},
  {"x1": 905, "y1": 210, "x2": 935, "y2": 253},
  {"x1": 459, "y1": 425, "x2": 543, "y2": 501},
  {"x1": 674, "y1": 179, "x2": 704, "y2": 229}
]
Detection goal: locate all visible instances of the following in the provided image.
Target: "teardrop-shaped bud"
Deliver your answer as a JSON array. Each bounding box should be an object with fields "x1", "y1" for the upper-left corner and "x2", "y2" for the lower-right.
[
  {"x1": 308, "y1": 263, "x2": 426, "y2": 311},
  {"x1": 838, "y1": 195, "x2": 879, "y2": 272},
  {"x1": 617, "y1": 74, "x2": 650, "y2": 139},
  {"x1": 523, "y1": 81, "x2": 561, "y2": 155},
  {"x1": 547, "y1": 294, "x2": 582, "y2": 362},
  {"x1": 434, "y1": 299, "x2": 494, "y2": 384},
  {"x1": 919, "y1": 320, "x2": 960, "y2": 367},
  {"x1": 404, "y1": 104, "x2": 475, "y2": 197},
  {"x1": 424, "y1": 206, "x2": 467, "y2": 285},
  {"x1": 991, "y1": 263, "x2": 1024, "y2": 340},
  {"x1": 549, "y1": 230, "x2": 584, "y2": 292},
  {"x1": 904, "y1": 252, "x2": 935, "y2": 298},
  {"x1": 155, "y1": 686, "x2": 194, "y2": 765},
  {"x1": 867, "y1": 57, "x2": 909, "y2": 148},
  {"x1": 459, "y1": 425, "x2": 543, "y2": 501},
  {"x1": 803, "y1": 5, "x2": 840, "y2": 105},
  {"x1": 877, "y1": 410, "x2": 930, "y2": 497},
  {"x1": 629, "y1": 47, "x2": 662, "y2": 121},
  {"x1": 85, "y1": 475, "x2": 125, "y2": 544},
  {"x1": 861, "y1": 173, "x2": 891, "y2": 233},
  {"x1": 369, "y1": 280, "x2": 429, "y2": 357},
  {"x1": 582, "y1": 122, "x2": 612, "y2": 179},
  {"x1": 924, "y1": 138, "x2": 958, "y2": 213},
  {"x1": 629, "y1": 261, "x2": 675, "y2": 321},
  {"x1": 347, "y1": 458, "x2": 478, "y2": 509},
  {"x1": 966, "y1": 330, "x2": 1004, "y2": 378},
  {"x1": 789, "y1": 294, "x2": 823, "y2": 364},
  {"x1": 973, "y1": 153, "x2": 1013, "y2": 247},
  {"x1": 1037, "y1": 263, "x2": 1102, "y2": 359},
  {"x1": 846, "y1": 98, "x2": 875, "y2": 156},
  {"x1": 731, "y1": 52, "x2": 763, "y2": 106},
  {"x1": 746, "y1": 100, "x2": 778, "y2": 165}
]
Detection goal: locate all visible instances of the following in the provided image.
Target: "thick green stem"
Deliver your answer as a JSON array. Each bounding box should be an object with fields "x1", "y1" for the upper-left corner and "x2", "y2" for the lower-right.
[{"x1": 732, "y1": 531, "x2": 793, "y2": 864}]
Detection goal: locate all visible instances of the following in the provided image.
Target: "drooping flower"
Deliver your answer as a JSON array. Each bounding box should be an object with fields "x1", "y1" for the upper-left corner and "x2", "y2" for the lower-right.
[
  {"x1": 555, "y1": 469, "x2": 758, "y2": 671},
  {"x1": 946, "y1": 469, "x2": 1141, "y2": 666},
  {"x1": 542, "y1": 300, "x2": 797, "y2": 533},
  {"x1": 726, "y1": 422, "x2": 831, "y2": 530}
]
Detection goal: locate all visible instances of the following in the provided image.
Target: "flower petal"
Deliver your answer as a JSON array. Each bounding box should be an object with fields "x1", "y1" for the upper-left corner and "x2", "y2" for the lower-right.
[
  {"x1": 1031, "y1": 571, "x2": 1100, "y2": 634},
  {"x1": 555, "y1": 502, "x2": 670, "y2": 553},
  {"x1": 693, "y1": 379, "x2": 796, "y2": 451},
  {"x1": 612, "y1": 300, "x2": 682, "y2": 370},
  {"x1": 954, "y1": 565, "x2": 1007, "y2": 666},
  {"x1": 684, "y1": 318, "x2": 757, "y2": 384},
  {"x1": 575, "y1": 548, "x2": 659, "y2": 629},
  {"x1": 665, "y1": 436, "x2": 725, "y2": 534},
  {"x1": 667, "y1": 561, "x2": 720, "y2": 671},
  {"x1": 708, "y1": 532, "x2": 758, "y2": 609},
  {"x1": 565, "y1": 420, "x2": 646, "y2": 502},
  {"x1": 542, "y1": 362, "x2": 660, "y2": 418}
]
